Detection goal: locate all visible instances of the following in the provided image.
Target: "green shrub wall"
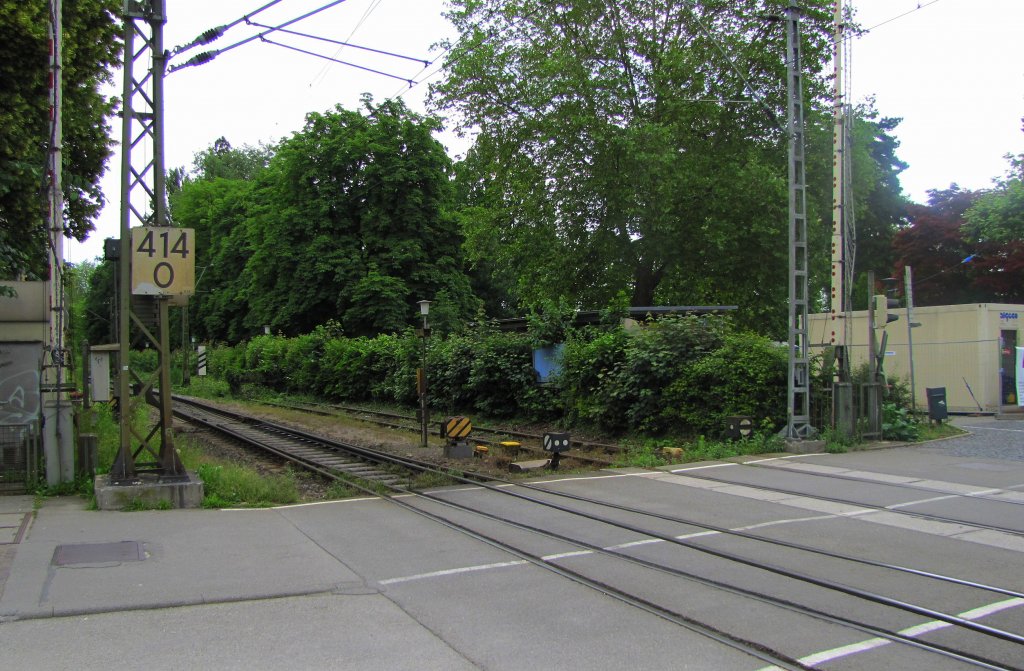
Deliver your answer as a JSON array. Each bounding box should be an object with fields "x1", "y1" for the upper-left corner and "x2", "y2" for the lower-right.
[{"x1": 204, "y1": 316, "x2": 788, "y2": 437}]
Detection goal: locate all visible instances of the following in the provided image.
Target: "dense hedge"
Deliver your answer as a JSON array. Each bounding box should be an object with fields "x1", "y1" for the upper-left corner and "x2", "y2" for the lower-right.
[{"x1": 203, "y1": 316, "x2": 788, "y2": 437}]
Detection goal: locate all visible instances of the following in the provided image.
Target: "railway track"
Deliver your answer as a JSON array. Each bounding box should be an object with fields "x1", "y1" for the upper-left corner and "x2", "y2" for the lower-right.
[
  {"x1": 667, "y1": 463, "x2": 1024, "y2": 538},
  {"x1": 174, "y1": 396, "x2": 1023, "y2": 669},
  {"x1": 172, "y1": 395, "x2": 435, "y2": 489},
  {"x1": 258, "y1": 398, "x2": 618, "y2": 467}
]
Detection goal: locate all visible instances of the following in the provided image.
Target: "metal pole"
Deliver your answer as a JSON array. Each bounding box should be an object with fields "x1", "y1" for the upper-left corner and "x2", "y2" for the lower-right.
[
  {"x1": 905, "y1": 266, "x2": 917, "y2": 414},
  {"x1": 182, "y1": 306, "x2": 190, "y2": 385},
  {"x1": 112, "y1": 8, "x2": 137, "y2": 480},
  {"x1": 48, "y1": 0, "x2": 67, "y2": 481},
  {"x1": 419, "y1": 317, "x2": 428, "y2": 448}
]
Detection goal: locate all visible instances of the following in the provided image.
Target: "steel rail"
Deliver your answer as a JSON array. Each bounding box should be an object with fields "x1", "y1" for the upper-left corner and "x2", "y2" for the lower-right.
[
  {"x1": 398, "y1": 487, "x2": 1018, "y2": 671},
  {"x1": 734, "y1": 459, "x2": 1024, "y2": 508},
  {"x1": 174, "y1": 399, "x2": 1015, "y2": 667},
  {"x1": 660, "y1": 468, "x2": 1024, "y2": 538},
  {"x1": 263, "y1": 398, "x2": 619, "y2": 461}
]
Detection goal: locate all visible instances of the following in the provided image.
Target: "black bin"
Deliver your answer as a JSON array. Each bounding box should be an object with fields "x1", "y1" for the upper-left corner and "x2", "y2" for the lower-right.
[{"x1": 926, "y1": 387, "x2": 948, "y2": 421}]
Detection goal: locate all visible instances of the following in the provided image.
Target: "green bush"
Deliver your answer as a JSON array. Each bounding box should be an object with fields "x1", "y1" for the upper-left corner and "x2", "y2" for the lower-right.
[
  {"x1": 200, "y1": 314, "x2": 790, "y2": 437},
  {"x1": 664, "y1": 331, "x2": 787, "y2": 436}
]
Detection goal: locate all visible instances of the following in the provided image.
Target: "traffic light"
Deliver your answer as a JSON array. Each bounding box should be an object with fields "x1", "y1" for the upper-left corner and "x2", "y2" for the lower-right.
[{"x1": 874, "y1": 294, "x2": 899, "y2": 328}]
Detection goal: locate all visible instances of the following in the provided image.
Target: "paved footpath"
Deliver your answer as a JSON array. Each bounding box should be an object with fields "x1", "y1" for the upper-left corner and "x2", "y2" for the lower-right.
[{"x1": 0, "y1": 493, "x2": 756, "y2": 670}]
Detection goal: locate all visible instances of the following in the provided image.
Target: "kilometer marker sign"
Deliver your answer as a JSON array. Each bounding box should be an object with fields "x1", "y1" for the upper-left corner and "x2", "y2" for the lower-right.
[{"x1": 131, "y1": 227, "x2": 195, "y2": 296}]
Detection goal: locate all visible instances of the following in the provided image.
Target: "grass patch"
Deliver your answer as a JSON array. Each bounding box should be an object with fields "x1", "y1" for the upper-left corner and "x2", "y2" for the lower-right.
[
  {"x1": 618, "y1": 432, "x2": 785, "y2": 468},
  {"x1": 409, "y1": 469, "x2": 461, "y2": 490},
  {"x1": 179, "y1": 376, "x2": 232, "y2": 399},
  {"x1": 176, "y1": 438, "x2": 299, "y2": 508},
  {"x1": 916, "y1": 420, "x2": 966, "y2": 442},
  {"x1": 121, "y1": 498, "x2": 173, "y2": 511},
  {"x1": 326, "y1": 479, "x2": 360, "y2": 498}
]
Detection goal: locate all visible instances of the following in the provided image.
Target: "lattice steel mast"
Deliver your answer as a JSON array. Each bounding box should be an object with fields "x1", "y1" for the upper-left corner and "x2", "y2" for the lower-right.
[
  {"x1": 111, "y1": 0, "x2": 184, "y2": 480},
  {"x1": 784, "y1": 2, "x2": 813, "y2": 439}
]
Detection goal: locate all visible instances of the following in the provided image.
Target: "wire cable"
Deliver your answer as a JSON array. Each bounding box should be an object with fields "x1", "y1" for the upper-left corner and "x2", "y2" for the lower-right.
[
  {"x1": 861, "y1": 0, "x2": 943, "y2": 34},
  {"x1": 310, "y1": 0, "x2": 384, "y2": 87},
  {"x1": 245, "y1": 19, "x2": 428, "y2": 66},
  {"x1": 257, "y1": 35, "x2": 415, "y2": 85},
  {"x1": 170, "y1": 0, "x2": 286, "y2": 56},
  {"x1": 167, "y1": 0, "x2": 351, "y2": 73}
]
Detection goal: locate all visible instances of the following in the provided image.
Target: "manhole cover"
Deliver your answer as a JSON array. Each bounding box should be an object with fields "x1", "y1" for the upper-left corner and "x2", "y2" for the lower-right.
[{"x1": 52, "y1": 541, "x2": 144, "y2": 566}]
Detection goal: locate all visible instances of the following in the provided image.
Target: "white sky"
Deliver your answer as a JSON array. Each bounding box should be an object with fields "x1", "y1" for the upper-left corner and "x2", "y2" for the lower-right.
[{"x1": 66, "y1": 0, "x2": 1024, "y2": 264}]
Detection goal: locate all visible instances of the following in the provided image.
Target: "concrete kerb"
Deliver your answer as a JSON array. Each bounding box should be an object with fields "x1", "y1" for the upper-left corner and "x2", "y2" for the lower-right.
[{"x1": 93, "y1": 472, "x2": 204, "y2": 510}]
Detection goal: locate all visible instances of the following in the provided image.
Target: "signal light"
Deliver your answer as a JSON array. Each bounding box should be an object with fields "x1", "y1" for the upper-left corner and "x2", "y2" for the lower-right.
[{"x1": 874, "y1": 294, "x2": 899, "y2": 328}]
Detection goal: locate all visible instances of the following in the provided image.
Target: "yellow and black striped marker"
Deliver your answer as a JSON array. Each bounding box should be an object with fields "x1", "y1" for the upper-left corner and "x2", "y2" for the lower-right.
[{"x1": 444, "y1": 416, "x2": 473, "y2": 440}]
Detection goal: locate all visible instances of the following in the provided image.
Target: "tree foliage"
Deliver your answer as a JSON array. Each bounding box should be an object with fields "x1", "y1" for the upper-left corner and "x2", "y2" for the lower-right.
[
  {"x1": 0, "y1": 1, "x2": 121, "y2": 278},
  {"x1": 170, "y1": 98, "x2": 480, "y2": 342},
  {"x1": 432, "y1": 0, "x2": 839, "y2": 335},
  {"x1": 892, "y1": 187, "x2": 1024, "y2": 305},
  {"x1": 964, "y1": 121, "x2": 1024, "y2": 244}
]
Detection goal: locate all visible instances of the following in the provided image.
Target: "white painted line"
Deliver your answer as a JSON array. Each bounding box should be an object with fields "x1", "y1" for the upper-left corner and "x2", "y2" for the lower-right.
[
  {"x1": 762, "y1": 462, "x2": 851, "y2": 475},
  {"x1": 734, "y1": 515, "x2": 836, "y2": 531},
  {"x1": 960, "y1": 425, "x2": 1024, "y2": 433},
  {"x1": 915, "y1": 479, "x2": 1000, "y2": 495},
  {"x1": 606, "y1": 538, "x2": 664, "y2": 550},
  {"x1": 859, "y1": 511, "x2": 977, "y2": 537},
  {"x1": 743, "y1": 453, "x2": 828, "y2": 464},
  {"x1": 643, "y1": 470, "x2": 1024, "y2": 551},
  {"x1": 223, "y1": 496, "x2": 380, "y2": 510},
  {"x1": 670, "y1": 462, "x2": 738, "y2": 473},
  {"x1": 885, "y1": 495, "x2": 960, "y2": 510},
  {"x1": 532, "y1": 472, "x2": 640, "y2": 485},
  {"x1": 542, "y1": 550, "x2": 592, "y2": 561},
  {"x1": 952, "y1": 529, "x2": 1024, "y2": 553},
  {"x1": 757, "y1": 597, "x2": 1024, "y2": 671},
  {"x1": 379, "y1": 560, "x2": 528, "y2": 585}
]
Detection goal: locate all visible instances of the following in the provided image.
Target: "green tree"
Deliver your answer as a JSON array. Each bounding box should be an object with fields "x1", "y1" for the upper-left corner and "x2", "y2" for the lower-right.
[
  {"x1": 0, "y1": 1, "x2": 121, "y2": 278},
  {"x1": 170, "y1": 177, "x2": 256, "y2": 342},
  {"x1": 964, "y1": 123, "x2": 1024, "y2": 243},
  {"x1": 239, "y1": 97, "x2": 478, "y2": 338},
  {"x1": 432, "y1": 0, "x2": 836, "y2": 335},
  {"x1": 170, "y1": 99, "x2": 480, "y2": 342},
  {"x1": 82, "y1": 257, "x2": 117, "y2": 345},
  {"x1": 804, "y1": 101, "x2": 910, "y2": 309}
]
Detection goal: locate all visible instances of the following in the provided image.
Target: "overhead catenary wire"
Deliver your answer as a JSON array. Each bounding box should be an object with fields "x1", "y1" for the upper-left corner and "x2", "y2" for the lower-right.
[
  {"x1": 257, "y1": 35, "x2": 416, "y2": 85},
  {"x1": 167, "y1": 0, "x2": 351, "y2": 73},
  {"x1": 861, "y1": 0, "x2": 943, "y2": 34},
  {"x1": 170, "y1": 0, "x2": 286, "y2": 56},
  {"x1": 309, "y1": 0, "x2": 384, "y2": 87},
  {"x1": 245, "y1": 19, "x2": 428, "y2": 66}
]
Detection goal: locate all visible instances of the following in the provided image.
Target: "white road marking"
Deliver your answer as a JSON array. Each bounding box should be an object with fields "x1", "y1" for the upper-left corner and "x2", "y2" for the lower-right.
[
  {"x1": 755, "y1": 597, "x2": 1024, "y2": 671},
  {"x1": 379, "y1": 560, "x2": 527, "y2": 585},
  {"x1": 885, "y1": 494, "x2": 960, "y2": 509},
  {"x1": 960, "y1": 424, "x2": 1024, "y2": 433},
  {"x1": 670, "y1": 462, "x2": 739, "y2": 473},
  {"x1": 743, "y1": 453, "x2": 828, "y2": 464}
]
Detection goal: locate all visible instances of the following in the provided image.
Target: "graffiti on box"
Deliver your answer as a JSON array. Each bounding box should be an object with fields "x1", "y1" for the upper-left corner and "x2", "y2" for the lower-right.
[{"x1": 0, "y1": 343, "x2": 43, "y2": 424}]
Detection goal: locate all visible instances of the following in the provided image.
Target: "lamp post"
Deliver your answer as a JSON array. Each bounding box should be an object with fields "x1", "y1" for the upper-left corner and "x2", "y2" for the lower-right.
[{"x1": 417, "y1": 300, "x2": 431, "y2": 448}]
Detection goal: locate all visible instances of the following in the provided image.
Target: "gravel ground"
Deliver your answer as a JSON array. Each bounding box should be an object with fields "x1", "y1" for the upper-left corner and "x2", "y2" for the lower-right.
[
  {"x1": 920, "y1": 414, "x2": 1024, "y2": 461},
  {"x1": 173, "y1": 398, "x2": 601, "y2": 501}
]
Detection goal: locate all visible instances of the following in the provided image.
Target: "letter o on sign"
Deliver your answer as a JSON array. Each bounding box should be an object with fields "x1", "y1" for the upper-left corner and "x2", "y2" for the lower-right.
[{"x1": 154, "y1": 262, "x2": 175, "y2": 289}]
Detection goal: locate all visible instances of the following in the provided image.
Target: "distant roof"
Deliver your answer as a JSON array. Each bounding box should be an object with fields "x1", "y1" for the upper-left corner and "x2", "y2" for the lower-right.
[{"x1": 493, "y1": 305, "x2": 737, "y2": 332}]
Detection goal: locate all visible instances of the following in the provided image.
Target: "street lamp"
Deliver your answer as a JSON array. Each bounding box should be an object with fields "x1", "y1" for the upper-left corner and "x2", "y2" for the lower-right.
[{"x1": 417, "y1": 300, "x2": 431, "y2": 448}]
